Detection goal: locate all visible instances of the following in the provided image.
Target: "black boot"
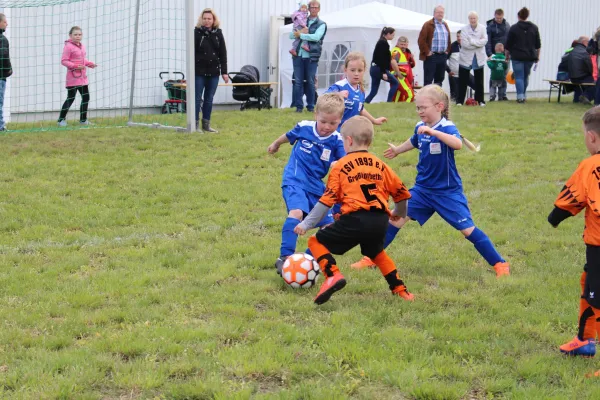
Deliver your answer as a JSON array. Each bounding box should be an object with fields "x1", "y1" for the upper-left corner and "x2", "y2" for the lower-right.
[{"x1": 202, "y1": 119, "x2": 218, "y2": 133}]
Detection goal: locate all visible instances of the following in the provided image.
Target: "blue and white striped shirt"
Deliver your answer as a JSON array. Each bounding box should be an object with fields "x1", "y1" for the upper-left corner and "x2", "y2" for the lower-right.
[{"x1": 432, "y1": 20, "x2": 448, "y2": 53}]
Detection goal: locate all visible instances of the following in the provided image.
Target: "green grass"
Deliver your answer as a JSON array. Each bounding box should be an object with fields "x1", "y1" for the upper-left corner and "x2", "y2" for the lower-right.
[{"x1": 0, "y1": 99, "x2": 599, "y2": 399}]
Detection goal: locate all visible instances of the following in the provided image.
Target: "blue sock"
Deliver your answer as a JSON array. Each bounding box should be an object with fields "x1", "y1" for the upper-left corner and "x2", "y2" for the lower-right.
[
  {"x1": 466, "y1": 227, "x2": 504, "y2": 266},
  {"x1": 384, "y1": 223, "x2": 400, "y2": 249},
  {"x1": 280, "y1": 217, "x2": 300, "y2": 258}
]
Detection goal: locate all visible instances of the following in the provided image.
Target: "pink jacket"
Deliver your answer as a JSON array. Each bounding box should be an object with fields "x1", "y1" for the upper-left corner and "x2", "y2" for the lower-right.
[{"x1": 61, "y1": 39, "x2": 94, "y2": 87}]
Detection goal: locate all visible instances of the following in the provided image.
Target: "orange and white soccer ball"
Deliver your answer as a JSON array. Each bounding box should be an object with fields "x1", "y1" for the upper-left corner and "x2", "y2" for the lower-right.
[{"x1": 281, "y1": 253, "x2": 321, "y2": 288}]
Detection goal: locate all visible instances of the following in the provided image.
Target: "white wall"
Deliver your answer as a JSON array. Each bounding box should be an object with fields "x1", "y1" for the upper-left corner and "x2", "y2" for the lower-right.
[{"x1": 2, "y1": 0, "x2": 599, "y2": 113}]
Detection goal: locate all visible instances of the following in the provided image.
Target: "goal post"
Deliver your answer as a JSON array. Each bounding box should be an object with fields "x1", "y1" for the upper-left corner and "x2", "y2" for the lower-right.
[{"x1": 0, "y1": 0, "x2": 196, "y2": 133}]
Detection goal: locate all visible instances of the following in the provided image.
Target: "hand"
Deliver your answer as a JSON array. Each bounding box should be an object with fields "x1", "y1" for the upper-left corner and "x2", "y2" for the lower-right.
[
  {"x1": 390, "y1": 208, "x2": 401, "y2": 221},
  {"x1": 428, "y1": 51, "x2": 433, "y2": 56},
  {"x1": 294, "y1": 31, "x2": 301, "y2": 38},
  {"x1": 75, "y1": 65, "x2": 85, "y2": 70},
  {"x1": 339, "y1": 90, "x2": 349, "y2": 98},
  {"x1": 384, "y1": 143, "x2": 399, "y2": 159},
  {"x1": 267, "y1": 142, "x2": 280, "y2": 154},
  {"x1": 333, "y1": 213, "x2": 341, "y2": 221},
  {"x1": 294, "y1": 224, "x2": 307, "y2": 235},
  {"x1": 417, "y1": 125, "x2": 433, "y2": 135},
  {"x1": 88, "y1": 63, "x2": 97, "y2": 69},
  {"x1": 449, "y1": 72, "x2": 455, "y2": 77},
  {"x1": 222, "y1": 74, "x2": 229, "y2": 83},
  {"x1": 300, "y1": 27, "x2": 308, "y2": 34},
  {"x1": 373, "y1": 117, "x2": 387, "y2": 125}
]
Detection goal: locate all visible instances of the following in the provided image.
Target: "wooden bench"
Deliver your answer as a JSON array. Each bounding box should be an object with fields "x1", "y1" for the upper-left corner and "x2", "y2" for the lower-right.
[{"x1": 543, "y1": 79, "x2": 595, "y2": 103}]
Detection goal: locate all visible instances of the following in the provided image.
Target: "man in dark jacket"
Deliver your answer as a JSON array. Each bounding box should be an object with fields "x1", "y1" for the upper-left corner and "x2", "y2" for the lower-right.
[
  {"x1": 418, "y1": 5, "x2": 451, "y2": 87},
  {"x1": 569, "y1": 36, "x2": 594, "y2": 104},
  {"x1": 0, "y1": 14, "x2": 11, "y2": 131},
  {"x1": 486, "y1": 9, "x2": 510, "y2": 101}
]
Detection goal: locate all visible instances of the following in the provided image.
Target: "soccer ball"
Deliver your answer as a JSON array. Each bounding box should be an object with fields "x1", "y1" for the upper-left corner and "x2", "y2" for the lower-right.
[{"x1": 281, "y1": 253, "x2": 321, "y2": 289}]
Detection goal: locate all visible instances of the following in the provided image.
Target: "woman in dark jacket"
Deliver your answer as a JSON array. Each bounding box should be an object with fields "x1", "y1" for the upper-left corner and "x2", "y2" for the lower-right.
[
  {"x1": 365, "y1": 27, "x2": 401, "y2": 103},
  {"x1": 505, "y1": 7, "x2": 540, "y2": 103},
  {"x1": 194, "y1": 8, "x2": 228, "y2": 132}
]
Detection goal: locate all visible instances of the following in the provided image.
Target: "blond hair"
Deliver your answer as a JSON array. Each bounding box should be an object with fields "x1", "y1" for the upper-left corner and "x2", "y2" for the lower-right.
[
  {"x1": 341, "y1": 116, "x2": 374, "y2": 147},
  {"x1": 416, "y1": 85, "x2": 480, "y2": 152},
  {"x1": 417, "y1": 84, "x2": 451, "y2": 120},
  {"x1": 315, "y1": 92, "x2": 345, "y2": 117},
  {"x1": 583, "y1": 106, "x2": 600, "y2": 136},
  {"x1": 0, "y1": 13, "x2": 7, "y2": 23},
  {"x1": 344, "y1": 51, "x2": 368, "y2": 92},
  {"x1": 196, "y1": 8, "x2": 220, "y2": 29}
]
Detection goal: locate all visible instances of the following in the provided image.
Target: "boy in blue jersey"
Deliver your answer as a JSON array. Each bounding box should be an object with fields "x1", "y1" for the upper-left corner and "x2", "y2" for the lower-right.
[
  {"x1": 351, "y1": 84, "x2": 510, "y2": 277},
  {"x1": 268, "y1": 93, "x2": 346, "y2": 274},
  {"x1": 326, "y1": 52, "x2": 387, "y2": 130}
]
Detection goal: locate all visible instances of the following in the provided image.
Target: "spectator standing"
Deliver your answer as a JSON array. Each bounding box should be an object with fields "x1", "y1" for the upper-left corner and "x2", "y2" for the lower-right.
[
  {"x1": 588, "y1": 26, "x2": 600, "y2": 105},
  {"x1": 0, "y1": 13, "x2": 11, "y2": 132},
  {"x1": 505, "y1": 7, "x2": 541, "y2": 104},
  {"x1": 486, "y1": 9, "x2": 510, "y2": 101},
  {"x1": 457, "y1": 12, "x2": 488, "y2": 106},
  {"x1": 418, "y1": 5, "x2": 451, "y2": 87}
]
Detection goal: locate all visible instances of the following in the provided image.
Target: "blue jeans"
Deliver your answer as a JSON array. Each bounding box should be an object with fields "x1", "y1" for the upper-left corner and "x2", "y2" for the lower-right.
[
  {"x1": 195, "y1": 75, "x2": 219, "y2": 121},
  {"x1": 511, "y1": 60, "x2": 534, "y2": 100},
  {"x1": 365, "y1": 65, "x2": 399, "y2": 103},
  {"x1": 292, "y1": 57, "x2": 318, "y2": 111},
  {"x1": 0, "y1": 79, "x2": 6, "y2": 129}
]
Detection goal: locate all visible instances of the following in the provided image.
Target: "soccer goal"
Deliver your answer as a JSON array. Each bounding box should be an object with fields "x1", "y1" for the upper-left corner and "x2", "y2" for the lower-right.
[{"x1": 0, "y1": 0, "x2": 196, "y2": 132}]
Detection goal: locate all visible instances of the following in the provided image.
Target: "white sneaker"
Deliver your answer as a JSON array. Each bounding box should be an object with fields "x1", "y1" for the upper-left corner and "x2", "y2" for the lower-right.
[
  {"x1": 456, "y1": 103, "x2": 463, "y2": 107},
  {"x1": 57, "y1": 120, "x2": 67, "y2": 127},
  {"x1": 80, "y1": 120, "x2": 94, "y2": 126},
  {"x1": 480, "y1": 103, "x2": 486, "y2": 107}
]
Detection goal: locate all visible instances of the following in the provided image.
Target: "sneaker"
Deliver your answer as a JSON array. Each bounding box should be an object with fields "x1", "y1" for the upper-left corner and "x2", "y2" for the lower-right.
[
  {"x1": 560, "y1": 337, "x2": 596, "y2": 357},
  {"x1": 80, "y1": 120, "x2": 94, "y2": 126},
  {"x1": 57, "y1": 120, "x2": 67, "y2": 127},
  {"x1": 295, "y1": 108, "x2": 303, "y2": 113},
  {"x1": 314, "y1": 273, "x2": 347, "y2": 305},
  {"x1": 350, "y1": 256, "x2": 376, "y2": 270},
  {"x1": 456, "y1": 103, "x2": 463, "y2": 107},
  {"x1": 479, "y1": 102, "x2": 486, "y2": 107},
  {"x1": 494, "y1": 262, "x2": 510, "y2": 277},
  {"x1": 580, "y1": 96, "x2": 591, "y2": 105},
  {"x1": 489, "y1": 96, "x2": 496, "y2": 102},
  {"x1": 275, "y1": 256, "x2": 288, "y2": 276},
  {"x1": 585, "y1": 370, "x2": 600, "y2": 378},
  {"x1": 516, "y1": 99, "x2": 525, "y2": 104},
  {"x1": 392, "y1": 285, "x2": 415, "y2": 301},
  {"x1": 501, "y1": 96, "x2": 509, "y2": 101}
]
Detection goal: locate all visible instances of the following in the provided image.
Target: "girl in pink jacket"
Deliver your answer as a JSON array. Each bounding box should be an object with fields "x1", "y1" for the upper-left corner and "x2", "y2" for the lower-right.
[{"x1": 58, "y1": 26, "x2": 96, "y2": 126}]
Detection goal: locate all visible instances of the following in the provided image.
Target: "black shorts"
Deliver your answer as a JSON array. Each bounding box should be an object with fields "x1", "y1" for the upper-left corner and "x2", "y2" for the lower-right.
[
  {"x1": 315, "y1": 210, "x2": 389, "y2": 259},
  {"x1": 584, "y1": 245, "x2": 600, "y2": 308}
]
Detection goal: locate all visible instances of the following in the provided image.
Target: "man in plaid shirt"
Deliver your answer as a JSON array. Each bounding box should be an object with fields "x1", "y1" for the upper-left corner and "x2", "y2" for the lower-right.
[{"x1": 418, "y1": 5, "x2": 452, "y2": 86}]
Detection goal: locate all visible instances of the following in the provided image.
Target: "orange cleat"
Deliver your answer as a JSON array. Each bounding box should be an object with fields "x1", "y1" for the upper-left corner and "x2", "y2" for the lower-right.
[
  {"x1": 392, "y1": 285, "x2": 415, "y2": 301},
  {"x1": 585, "y1": 370, "x2": 600, "y2": 378},
  {"x1": 559, "y1": 336, "x2": 596, "y2": 357},
  {"x1": 350, "y1": 256, "x2": 376, "y2": 270},
  {"x1": 314, "y1": 273, "x2": 346, "y2": 305},
  {"x1": 494, "y1": 262, "x2": 510, "y2": 278}
]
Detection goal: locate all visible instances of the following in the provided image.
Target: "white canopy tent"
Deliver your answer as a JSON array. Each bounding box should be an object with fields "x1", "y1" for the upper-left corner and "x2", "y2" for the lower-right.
[{"x1": 278, "y1": 2, "x2": 463, "y2": 107}]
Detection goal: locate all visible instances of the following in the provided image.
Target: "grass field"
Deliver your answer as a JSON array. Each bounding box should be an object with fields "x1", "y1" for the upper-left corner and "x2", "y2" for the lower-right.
[{"x1": 0, "y1": 99, "x2": 599, "y2": 399}]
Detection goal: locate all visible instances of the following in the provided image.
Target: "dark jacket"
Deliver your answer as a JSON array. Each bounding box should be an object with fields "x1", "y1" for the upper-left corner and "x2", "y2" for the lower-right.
[
  {"x1": 371, "y1": 39, "x2": 391, "y2": 71},
  {"x1": 418, "y1": 18, "x2": 452, "y2": 61},
  {"x1": 194, "y1": 26, "x2": 227, "y2": 76},
  {"x1": 485, "y1": 18, "x2": 510, "y2": 56},
  {"x1": 505, "y1": 21, "x2": 541, "y2": 62},
  {"x1": 568, "y1": 42, "x2": 593, "y2": 80},
  {"x1": 298, "y1": 17, "x2": 327, "y2": 62},
  {"x1": 0, "y1": 29, "x2": 12, "y2": 79}
]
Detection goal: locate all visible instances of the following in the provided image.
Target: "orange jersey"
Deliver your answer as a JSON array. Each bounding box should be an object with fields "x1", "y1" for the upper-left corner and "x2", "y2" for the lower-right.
[
  {"x1": 320, "y1": 150, "x2": 411, "y2": 215},
  {"x1": 555, "y1": 154, "x2": 600, "y2": 246}
]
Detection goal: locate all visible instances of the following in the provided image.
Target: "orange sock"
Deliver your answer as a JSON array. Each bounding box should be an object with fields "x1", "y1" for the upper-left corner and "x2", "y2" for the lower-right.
[
  {"x1": 372, "y1": 251, "x2": 406, "y2": 291},
  {"x1": 307, "y1": 236, "x2": 340, "y2": 277}
]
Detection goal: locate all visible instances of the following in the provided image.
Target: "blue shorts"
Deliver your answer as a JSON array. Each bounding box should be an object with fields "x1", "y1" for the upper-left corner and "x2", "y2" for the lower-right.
[
  {"x1": 282, "y1": 185, "x2": 334, "y2": 228},
  {"x1": 407, "y1": 186, "x2": 474, "y2": 231}
]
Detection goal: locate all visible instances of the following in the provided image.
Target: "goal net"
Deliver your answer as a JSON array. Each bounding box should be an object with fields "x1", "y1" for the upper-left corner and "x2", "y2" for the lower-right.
[{"x1": 0, "y1": 0, "x2": 192, "y2": 132}]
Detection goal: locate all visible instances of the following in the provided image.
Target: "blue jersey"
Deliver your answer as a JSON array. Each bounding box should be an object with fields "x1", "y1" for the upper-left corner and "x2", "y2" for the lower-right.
[
  {"x1": 326, "y1": 78, "x2": 365, "y2": 128},
  {"x1": 282, "y1": 120, "x2": 346, "y2": 195},
  {"x1": 409, "y1": 118, "x2": 463, "y2": 191}
]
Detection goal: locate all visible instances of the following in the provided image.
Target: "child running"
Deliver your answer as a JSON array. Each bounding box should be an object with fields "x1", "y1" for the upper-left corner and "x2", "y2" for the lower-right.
[
  {"x1": 326, "y1": 52, "x2": 387, "y2": 129},
  {"x1": 268, "y1": 93, "x2": 346, "y2": 274},
  {"x1": 548, "y1": 107, "x2": 600, "y2": 363},
  {"x1": 350, "y1": 84, "x2": 510, "y2": 277},
  {"x1": 294, "y1": 116, "x2": 413, "y2": 304}
]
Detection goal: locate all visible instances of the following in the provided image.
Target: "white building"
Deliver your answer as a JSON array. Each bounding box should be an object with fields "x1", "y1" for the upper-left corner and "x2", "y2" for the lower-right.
[{"x1": 1, "y1": 0, "x2": 598, "y2": 118}]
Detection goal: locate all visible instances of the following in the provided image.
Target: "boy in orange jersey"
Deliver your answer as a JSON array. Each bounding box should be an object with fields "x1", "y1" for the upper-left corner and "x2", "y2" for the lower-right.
[
  {"x1": 294, "y1": 115, "x2": 413, "y2": 305},
  {"x1": 549, "y1": 107, "x2": 600, "y2": 359}
]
